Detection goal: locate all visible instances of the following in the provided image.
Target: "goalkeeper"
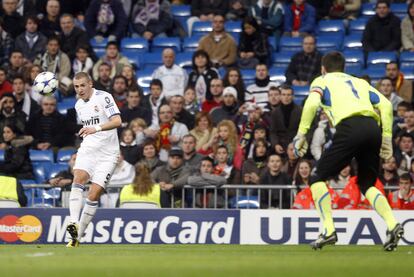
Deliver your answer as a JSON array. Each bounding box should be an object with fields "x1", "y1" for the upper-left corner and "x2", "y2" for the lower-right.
[{"x1": 293, "y1": 52, "x2": 403, "y2": 251}]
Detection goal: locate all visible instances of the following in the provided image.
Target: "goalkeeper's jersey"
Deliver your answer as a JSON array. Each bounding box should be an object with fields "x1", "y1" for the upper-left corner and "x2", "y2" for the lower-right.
[{"x1": 298, "y1": 72, "x2": 393, "y2": 137}]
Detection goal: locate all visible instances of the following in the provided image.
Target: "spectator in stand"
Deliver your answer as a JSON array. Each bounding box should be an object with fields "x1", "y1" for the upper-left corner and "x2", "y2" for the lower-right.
[
  {"x1": 379, "y1": 157, "x2": 400, "y2": 189},
  {"x1": 0, "y1": 18, "x2": 14, "y2": 66},
  {"x1": 142, "y1": 79, "x2": 166, "y2": 129},
  {"x1": 0, "y1": 124, "x2": 33, "y2": 179},
  {"x1": 292, "y1": 159, "x2": 312, "y2": 190},
  {"x1": 131, "y1": 0, "x2": 173, "y2": 40},
  {"x1": 0, "y1": 0, "x2": 24, "y2": 38},
  {"x1": 245, "y1": 64, "x2": 280, "y2": 111},
  {"x1": 263, "y1": 86, "x2": 281, "y2": 118},
  {"x1": 121, "y1": 88, "x2": 151, "y2": 126},
  {"x1": 328, "y1": 0, "x2": 361, "y2": 21},
  {"x1": 260, "y1": 153, "x2": 292, "y2": 208},
  {"x1": 0, "y1": 93, "x2": 26, "y2": 143},
  {"x1": 269, "y1": 84, "x2": 302, "y2": 155},
  {"x1": 249, "y1": 0, "x2": 284, "y2": 47},
  {"x1": 85, "y1": 0, "x2": 128, "y2": 42},
  {"x1": 34, "y1": 36, "x2": 71, "y2": 96},
  {"x1": 223, "y1": 67, "x2": 245, "y2": 105},
  {"x1": 310, "y1": 111, "x2": 335, "y2": 161},
  {"x1": 59, "y1": 13, "x2": 94, "y2": 62},
  {"x1": 0, "y1": 68, "x2": 12, "y2": 98},
  {"x1": 308, "y1": 0, "x2": 332, "y2": 20},
  {"x1": 151, "y1": 146, "x2": 191, "y2": 207},
  {"x1": 385, "y1": 62, "x2": 413, "y2": 104},
  {"x1": 378, "y1": 77, "x2": 403, "y2": 113},
  {"x1": 169, "y1": 95, "x2": 195, "y2": 130},
  {"x1": 393, "y1": 102, "x2": 412, "y2": 137},
  {"x1": 394, "y1": 133, "x2": 414, "y2": 175},
  {"x1": 214, "y1": 120, "x2": 243, "y2": 170},
  {"x1": 401, "y1": 1, "x2": 414, "y2": 52},
  {"x1": 201, "y1": 78, "x2": 224, "y2": 113},
  {"x1": 120, "y1": 128, "x2": 141, "y2": 165},
  {"x1": 12, "y1": 76, "x2": 40, "y2": 120},
  {"x1": 198, "y1": 14, "x2": 237, "y2": 68},
  {"x1": 155, "y1": 104, "x2": 189, "y2": 161},
  {"x1": 183, "y1": 86, "x2": 199, "y2": 115},
  {"x1": 152, "y1": 48, "x2": 188, "y2": 99},
  {"x1": 121, "y1": 64, "x2": 139, "y2": 90},
  {"x1": 284, "y1": 0, "x2": 316, "y2": 37},
  {"x1": 49, "y1": 153, "x2": 76, "y2": 189},
  {"x1": 395, "y1": 109, "x2": 414, "y2": 140},
  {"x1": 362, "y1": 0, "x2": 401, "y2": 52},
  {"x1": 182, "y1": 134, "x2": 204, "y2": 169},
  {"x1": 226, "y1": 0, "x2": 248, "y2": 21},
  {"x1": 24, "y1": 65, "x2": 43, "y2": 104},
  {"x1": 110, "y1": 75, "x2": 128, "y2": 109},
  {"x1": 210, "y1": 86, "x2": 240, "y2": 126},
  {"x1": 128, "y1": 118, "x2": 147, "y2": 146},
  {"x1": 188, "y1": 50, "x2": 219, "y2": 103},
  {"x1": 190, "y1": 112, "x2": 217, "y2": 153},
  {"x1": 39, "y1": 0, "x2": 61, "y2": 37},
  {"x1": 141, "y1": 139, "x2": 165, "y2": 172},
  {"x1": 6, "y1": 50, "x2": 26, "y2": 82},
  {"x1": 237, "y1": 16, "x2": 270, "y2": 69},
  {"x1": 240, "y1": 107, "x2": 269, "y2": 158},
  {"x1": 26, "y1": 95, "x2": 71, "y2": 150},
  {"x1": 92, "y1": 41, "x2": 131, "y2": 81},
  {"x1": 281, "y1": 142, "x2": 299, "y2": 178},
  {"x1": 213, "y1": 145, "x2": 241, "y2": 184},
  {"x1": 241, "y1": 138, "x2": 269, "y2": 185},
  {"x1": 187, "y1": 0, "x2": 228, "y2": 36},
  {"x1": 93, "y1": 62, "x2": 112, "y2": 91},
  {"x1": 329, "y1": 164, "x2": 353, "y2": 191},
  {"x1": 388, "y1": 173, "x2": 414, "y2": 209},
  {"x1": 72, "y1": 45, "x2": 94, "y2": 76},
  {"x1": 285, "y1": 35, "x2": 322, "y2": 86}
]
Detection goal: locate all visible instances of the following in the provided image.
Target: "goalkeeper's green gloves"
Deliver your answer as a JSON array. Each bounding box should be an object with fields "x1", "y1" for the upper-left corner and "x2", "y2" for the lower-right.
[
  {"x1": 380, "y1": 136, "x2": 393, "y2": 160},
  {"x1": 293, "y1": 133, "x2": 308, "y2": 158}
]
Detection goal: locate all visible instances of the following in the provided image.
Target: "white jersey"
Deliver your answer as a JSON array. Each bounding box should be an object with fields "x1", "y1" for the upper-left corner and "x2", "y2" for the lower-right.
[
  {"x1": 152, "y1": 64, "x2": 188, "y2": 98},
  {"x1": 76, "y1": 89, "x2": 120, "y2": 153}
]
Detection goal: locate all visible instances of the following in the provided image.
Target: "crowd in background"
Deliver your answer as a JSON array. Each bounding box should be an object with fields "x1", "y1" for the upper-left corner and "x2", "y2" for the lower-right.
[{"x1": 0, "y1": 0, "x2": 413, "y2": 209}]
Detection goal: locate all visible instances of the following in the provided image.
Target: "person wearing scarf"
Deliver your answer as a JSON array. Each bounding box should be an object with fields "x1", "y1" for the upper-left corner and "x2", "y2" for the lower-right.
[
  {"x1": 283, "y1": 0, "x2": 316, "y2": 37},
  {"x1": 384, "y1": 62, "x2": 413, "y2": 104},
  {"x1": 14, "y1": 15, "x2": 47, "y2": 62},
  {"x1": 72, "y1": 45, "x2": 94, "y2": 76}
]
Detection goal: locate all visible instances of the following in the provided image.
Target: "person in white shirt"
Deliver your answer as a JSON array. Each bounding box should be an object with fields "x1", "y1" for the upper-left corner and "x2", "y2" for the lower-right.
[
  {"x1": 152, "y1": 48, "x2": 188, "y2": 99},
  {"x1": 66, "y1": 72, "x2": 122, "y2": 247}
]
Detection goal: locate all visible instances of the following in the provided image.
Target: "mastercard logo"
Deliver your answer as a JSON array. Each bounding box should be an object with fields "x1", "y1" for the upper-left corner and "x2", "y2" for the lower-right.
[{"x1": 0, "y1": 215, "x2": 42, "y2": 243}]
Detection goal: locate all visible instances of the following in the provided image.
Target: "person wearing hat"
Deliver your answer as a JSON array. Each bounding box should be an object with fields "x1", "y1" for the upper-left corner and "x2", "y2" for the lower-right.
[
  {"x1": 151, "y1": 146, "x2": 191, "y2": 207},
  {"x1": 210, "y1": 86, "x2": 241, "y2": 126}
]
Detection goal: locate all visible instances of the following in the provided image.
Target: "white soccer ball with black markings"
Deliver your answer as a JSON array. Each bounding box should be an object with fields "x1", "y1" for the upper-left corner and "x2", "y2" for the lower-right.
[{"x1": 33, "y1": 71, "x2": 58, "y2": 95}]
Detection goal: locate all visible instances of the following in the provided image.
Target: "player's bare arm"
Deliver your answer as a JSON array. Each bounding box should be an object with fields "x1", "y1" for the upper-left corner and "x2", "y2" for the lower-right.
[{"x1": 79, "y1": 114, "x2": 122, "y2": 137}]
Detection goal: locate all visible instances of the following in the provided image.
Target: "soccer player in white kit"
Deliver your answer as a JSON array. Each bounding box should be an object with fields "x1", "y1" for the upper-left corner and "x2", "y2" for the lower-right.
[{"x1": 66, "y1": 72, "x2": 122, "y2": 247}]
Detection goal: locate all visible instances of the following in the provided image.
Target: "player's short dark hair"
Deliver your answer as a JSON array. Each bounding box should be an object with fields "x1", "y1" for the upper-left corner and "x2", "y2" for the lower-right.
[
  {"x1": 74, "y1": 72, "x2": 92, "y2": 82},
  {"x1": 399, "y1": 173, "x2": 412, "y2": 183},
  {"x1": 322, "y1": 51, "x2": 345, "y2": 73},
  {"x1": 150, "y1": 79, "x2": 163, "y2": 90},
  {"x1": 376, "y1": 0, "x2": 390, "y2": 8}
]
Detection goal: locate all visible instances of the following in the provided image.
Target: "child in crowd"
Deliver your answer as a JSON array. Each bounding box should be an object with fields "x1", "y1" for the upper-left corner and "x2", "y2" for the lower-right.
[
  {"x1": 183, "y1": 86, "x2": 199, "y2": 115},
  {"x1": 120, "y1": 128, "x2": 140, "y2": 165},
  {"x1": 128, "y1": 118, "x2": 147, "y2": 146}
]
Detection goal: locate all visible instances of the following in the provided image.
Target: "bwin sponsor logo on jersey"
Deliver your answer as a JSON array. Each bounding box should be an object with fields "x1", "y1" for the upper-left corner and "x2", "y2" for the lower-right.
[{"x1": 82, "y1": 116, "x2": 100, "y2": 126}]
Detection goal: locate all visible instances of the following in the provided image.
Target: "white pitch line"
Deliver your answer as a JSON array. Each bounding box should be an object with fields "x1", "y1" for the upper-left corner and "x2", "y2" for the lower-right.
[{"x1": 25, "y1": 252, "x2": 54, "y2": 257}]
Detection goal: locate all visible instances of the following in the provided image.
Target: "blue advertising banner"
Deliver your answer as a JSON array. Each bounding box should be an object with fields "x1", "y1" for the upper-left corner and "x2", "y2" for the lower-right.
[{"x1": 0, "y1": 209, "x2": 240, "y2": 244}]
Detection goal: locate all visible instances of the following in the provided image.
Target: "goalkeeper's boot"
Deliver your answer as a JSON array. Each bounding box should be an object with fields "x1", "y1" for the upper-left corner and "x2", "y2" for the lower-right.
[
  {"x1": 383, "y1": 223, "x2": 404, "y2": 252},
  {"x1": 66, "y1": 222, "x2": 80, "y2": 248},
  {"x1": 310, "y1": 231, "x2": 338, "y2": 250}
]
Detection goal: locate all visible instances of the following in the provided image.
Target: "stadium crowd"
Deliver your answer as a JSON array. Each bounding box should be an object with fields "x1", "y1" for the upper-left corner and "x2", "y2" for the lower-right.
[{"x1": 0, "y1": 0, "x2": 413, "y2": 210}]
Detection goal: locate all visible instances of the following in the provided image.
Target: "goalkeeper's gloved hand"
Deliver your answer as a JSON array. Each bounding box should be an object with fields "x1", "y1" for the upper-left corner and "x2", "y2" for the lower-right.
[
  {"x1": 293, "y1": 133, "x2": 308, "y2": 158},
  {"x1": 380, "y1": 136, "x2": 393, "y2": 160}
]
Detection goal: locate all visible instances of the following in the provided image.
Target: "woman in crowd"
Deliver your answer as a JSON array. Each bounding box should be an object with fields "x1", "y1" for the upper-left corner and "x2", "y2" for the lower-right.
[
  {"x1": 401, "y1": 1, "x2": 414, "y2": 51},
  {"x1": 292, "y1": 159, "x2": 313, "y2": 191},
  {"x1": 222, "y1": 67, "x2": 245, "y2": 104},
  {"x1": 121, "y1": 64, "x2": 139, "y2": 90},
  {"x1": 241, "y1": 138, "x2": 269, "y2": 185},
  {"x1": 190, "y1": 112, "x2": 217, "y2": 154},
  {"x1": 214, "y1": 120, "x2": 243, "y2": 170},
  {"x1": 140, "y1": 139, "x2": 164, "y2": 172}
]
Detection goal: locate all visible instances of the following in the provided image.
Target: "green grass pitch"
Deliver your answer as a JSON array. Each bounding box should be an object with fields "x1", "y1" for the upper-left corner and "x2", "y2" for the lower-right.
[{"x1": 1, "y1": 245, "x2": 413, "y2": 277}]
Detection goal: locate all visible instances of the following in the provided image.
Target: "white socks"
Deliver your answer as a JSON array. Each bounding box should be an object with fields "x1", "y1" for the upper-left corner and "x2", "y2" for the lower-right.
[
  {"x1": 69, "y1": 184, "x2": 85, "y2": 223},
  {"x1": 78, "y1": 198, "x2": 98, "y2": 239}
]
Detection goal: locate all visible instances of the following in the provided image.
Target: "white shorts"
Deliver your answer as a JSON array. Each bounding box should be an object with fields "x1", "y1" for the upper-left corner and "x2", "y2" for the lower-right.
[{"x1": 73, "y1": 147, "x2": 119, "y2": 188}]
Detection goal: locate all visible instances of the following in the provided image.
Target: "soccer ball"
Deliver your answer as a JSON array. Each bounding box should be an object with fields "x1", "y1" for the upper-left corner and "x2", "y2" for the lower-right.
[{"x1": 33, "y1": 71, "x2": 58, "y2": 95}]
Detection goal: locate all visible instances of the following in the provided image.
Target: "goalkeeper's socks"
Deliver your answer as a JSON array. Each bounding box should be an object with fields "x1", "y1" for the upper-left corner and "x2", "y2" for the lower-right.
[
  {"x1": 311, "y1": 182, "x2": 335, "y2": 236},
  {"x1": 78, "y1": 198, "x2": 98, "y2": 240},
  {"x1": 69, "y1": 184, "x2": 85, "y2": 223},
  {"x1": 365, "y1": 187, "x2": 398, "y2": 231}
]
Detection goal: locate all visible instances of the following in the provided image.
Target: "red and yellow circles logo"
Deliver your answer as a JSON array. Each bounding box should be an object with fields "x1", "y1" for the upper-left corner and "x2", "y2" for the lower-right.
[{"x1": 0, "y1": 215, "x2": 42, "y2": 243}]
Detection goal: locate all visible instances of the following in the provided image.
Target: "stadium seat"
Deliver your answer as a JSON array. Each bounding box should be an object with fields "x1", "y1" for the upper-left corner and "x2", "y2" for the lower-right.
[
  {"x1": 171, "y1": 4, "x2": 191, "y2": 19},
  {"x1": 391, "y1": 3, "x2": 407, "y2": 19},
  {"x1": 292, "y1": 85, "x2": 310, "y2": 97},
  {"x1": 225, "y1": 21, "x2": 242, "y2": 33},
  {"x1": 229, "y1": 32, "x2": 240, "y2": 43},
  {"x1": 32, "y1": 163, "x2": 48, "y2": 183},
  {"x1": 90, "y1": 37, "x2": 108, "y2": 49},
  {"x1": 279, "y1": 36, "x2": 302, "y2": 52},
  {"x1": 240, "y1": 69, "x2": 256, "y2": 85},
  {"x1": 363, "y1": 67, "x2": 385, "y2": 85},
  {"x1": 175, "y1": 52, "x2": 193, "y2": 70},
  {"x1": 400, "y1": 51, "x2": 414, "y2": 68},
  {"x1": 57, "y1": 97, "x2": 76, "y2": 115},
  {"x1": 192, "y1": 21, "x2": 212, "y2": 36},
  {"x1": 57, "y1": 149, "x2": 76, "y2": 164},
  {"x1": 345, "y1": 66, "x2": 362, "y2": 77},
  {"x1": 141, "y1": 53, "x2": 163, "y2": 70},
  {"x1": 343, "y1": 49, "x2": 365, "y2": 68},
  {"x1": 367, "y1": 51, "x2": 397, "y2": 70},
  {"x1": 151, "y1": 37, "x2": 181, "y2": 53},
  {"x1": 19, "y1": 179, "x2": 36, "y2": 185},
  {"x1": 120, "y1": 38, "x2": 149, "y2": 53},
  {"x1": 316, "y1": 34, "x2": 343, "y2": 53},
  {"x1": 182, "y1": 36, "x2": 202, "y2": 52},
  {"x1": 33, "y1": 187, "x2": 61, "y2": 207},
  {"x1": 94, "y1": 48, "x2": 106, "y2": 58},
  {"x1": 269, "y1": 67, "x2": 286, "y2": 84},
  {"x1": 271, "y1": 51, "x2": 296, "y2": 68},
  {"x1": 268, "y1": 36, "x2": 277, "y2": 52},
  {"x1": 317, "y1": 20, "x2": 345, "y2": 35},
  {"x1": 137, "y1": 69, "x2": 154, "y2": 88},
  {"x1": 361, "y1": 3, "x2": 375, "y2": 18},
  {"x1": 122, "y1": 50, "x2": 142, "y2": 68},
  {"x1": 0, "y1": 149, "x2": 4, "y2": 162},
  {"x1": 47, "y1": 163, "x2": 69, "y2": 180},
  {"x1": 348, "y1": 18, "x2": 368, "y2": 35},
  {"x1": 401, "y1": 65, "x2": 414, "y2": 80},
  {"x1": 29, "y1": 149, "x2": 54, "y2": 164},
  {"x1": 343, "y1": 34, "x2": 363, "y2": 50}
]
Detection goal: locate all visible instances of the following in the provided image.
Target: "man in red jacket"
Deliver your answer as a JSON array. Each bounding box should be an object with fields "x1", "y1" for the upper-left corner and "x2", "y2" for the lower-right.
[{"x1": 388, "y1": 173, "x2": 414, "y2": 210}]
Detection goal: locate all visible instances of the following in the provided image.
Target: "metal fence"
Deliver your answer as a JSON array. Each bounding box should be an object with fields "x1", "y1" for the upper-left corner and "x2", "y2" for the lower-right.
[{"x1": 17, "y1": 184, "x2": 400, "y2": 209}]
